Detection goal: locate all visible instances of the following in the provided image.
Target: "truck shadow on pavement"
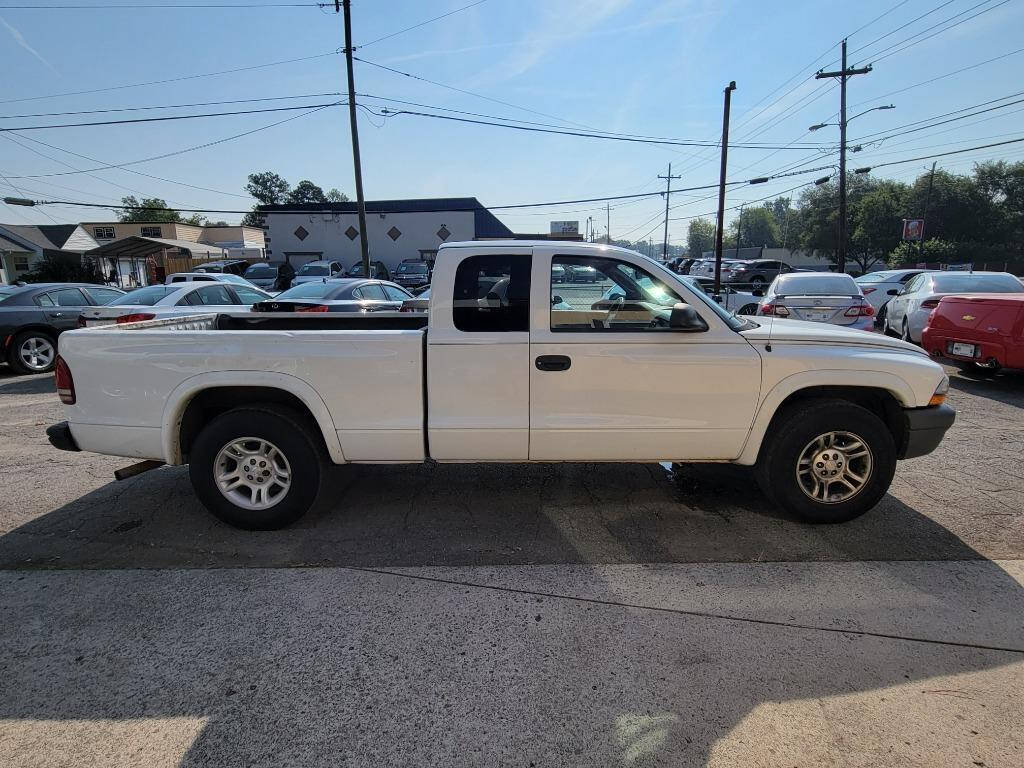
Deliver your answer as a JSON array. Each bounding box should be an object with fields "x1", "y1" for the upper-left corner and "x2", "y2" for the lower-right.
[{"x1": 1, "y1": 463, "x2": 1022, "y2": 766}]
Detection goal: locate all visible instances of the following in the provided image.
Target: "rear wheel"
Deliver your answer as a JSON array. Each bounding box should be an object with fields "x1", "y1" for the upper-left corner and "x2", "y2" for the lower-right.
[
  {"x1": 750, "y1": 275, "x2": 766, "y2": 286},
  {"x1": 755, "y1": 399, "x2": 896, "y2": 524},
  {"x1": 738, "y1": 303, "x2": 758, "y2": 316},
  {"x1": 8, "y1": 330, "x2": 57, "y2": 374},
  {"x1": 188, "y1": 405, "x2": 326, "y2": 530},
  {"x1": 900, "y1": 318, "x2": 913, "y2": 343}
]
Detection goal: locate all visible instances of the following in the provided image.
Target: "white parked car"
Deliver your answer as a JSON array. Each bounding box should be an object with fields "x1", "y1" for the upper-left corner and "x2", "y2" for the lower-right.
[
  {"x1": 756, "y1": 273, "x2": 876, "y2": 331},
  {"x1": 291, "y1": 260, "x2": 344, "y2": 287},
  {"x1": 883, "y1": 271, "x2": 1024, "y2": 343},
  {"x1": 49, "y1": 241, "x2": 953, "y2": 530},
  {"x1": 78, "y1": 282, "x2": 273, "y2": 326},
  {"x1": 854, "y1": 269, "x2": 934, "y2": 325},
  {"x1": 165, "y1": 272, "x2": 256, "y2": 287}
]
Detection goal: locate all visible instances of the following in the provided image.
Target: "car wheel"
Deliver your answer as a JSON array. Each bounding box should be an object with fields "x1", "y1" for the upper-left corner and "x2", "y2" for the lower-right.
[
  {"x1": 901, "y1": 318, "x2": 913, "y2": 343},
  {"x1": 738, "y1": 303, "x2": 758, "y2": 315},
  {"x1": 755, "y1": 398, "x2": 896, "y2": 524},
  {"x1": 188, "y1": 405, "x2": 327, "y2": 530},
  {"x1": 750, "y1": 276, "x2": 766, "y2": 286},
  {"x1": 8, "y1": 330, "x2": 57, "y2": 374},
  {"x1": 874, "y1": 303, "x2": 887, "y2": 328}
]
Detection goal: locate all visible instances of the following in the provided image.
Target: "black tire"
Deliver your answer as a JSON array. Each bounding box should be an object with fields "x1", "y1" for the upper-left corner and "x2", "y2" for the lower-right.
[
  {"x1": 738, "y1": 303, "x2": 758, "y2": 316},
  {"x1": 750, "y1": 275, "x2": 766, "y2": 286},
  {"x1": 874, "y1": 302, "x2": 888, "y2": 328},
  {"x1": 958, "y1": 361, "x2": 999, "y2": 378},
  {"x1": 900, "y1": 318, "x2": 913, "y2": 344},
  {"x1": 7, "y1": 330, "x2": 57, "y2": 375},
  {"x1": 188, "y1": 405, "x2": 327, "y2": 530},
  {"x1": 754, "y1": 398, "x2": 896, "y2": 524}
]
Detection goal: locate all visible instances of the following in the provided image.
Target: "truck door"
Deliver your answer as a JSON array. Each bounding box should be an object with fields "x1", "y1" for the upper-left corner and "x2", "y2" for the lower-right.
[
  {"x1": 427, "y1": 248, "x2": 533, "y2": 460},
  {"x1": 528, "y1": 248, "x2": 761, "y2": 461}
]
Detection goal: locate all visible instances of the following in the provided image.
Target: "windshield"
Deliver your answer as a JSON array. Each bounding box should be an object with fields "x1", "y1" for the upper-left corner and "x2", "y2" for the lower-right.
[
  {"x1": 297, "y1": 264, "x2": 329, "y2": 276},
  {"x1": 397, "y1": 263, "x2": 428, "y2": 274},
  {"x1": 274, "y1": 282, "x2": 337, "y2": 299},
  {"x1": 775, "y1": 274, "x2": 859, "y2": 295},
  {"x1": 855, "y1": 271, "x2": 900, "y2": 284},
  {"x1": 643, "y1": 259, "x2": 749, "y2": 331},
  {"x1": 244, "y1": 264, "x2": 276, "y2": 277},
  {"x1": 109, "y1": 285, "x2": 178, "y2": 306},
  {"x1": 931, "y1": 274, "x2": 1024, "y2": 293}
]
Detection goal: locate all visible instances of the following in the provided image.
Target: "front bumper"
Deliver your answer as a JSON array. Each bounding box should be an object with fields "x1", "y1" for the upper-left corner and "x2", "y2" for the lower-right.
[
  {"x1": 898, "y1": 404, "x2": 955, "y2": 459},
  {"x1": 46, "y1": 421, "x2": 80, "y2": 452}
]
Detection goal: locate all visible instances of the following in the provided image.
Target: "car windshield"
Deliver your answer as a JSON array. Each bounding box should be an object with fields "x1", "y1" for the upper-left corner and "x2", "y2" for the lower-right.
[
  {"x1": 855, "y1": 271, "x2": 899, "y2": 284},
  {"x1": 931, "y1": 274, "x2": 1024, "y2": 293},
  {"x1": 775, "y1": 274, "x2": 859, "y2": 295},
  {"x1": 297, "y1": 264, "x2": 329, "y2": 276},
  {"x1": 108, "y1": 285, "x2": 178, "y2": 306},
  {"x1": 644, "y1": 260, "x2": 749, "y2": 331},
  {"x1": 274, "y1": 282, "x2": 338, "y2": 299},
  {"x1": 244, "y1": 264, "x2": 276, "y2": 277},
  {"x1": 397, "y1": 263, "x2": 428, "y2": 274}
]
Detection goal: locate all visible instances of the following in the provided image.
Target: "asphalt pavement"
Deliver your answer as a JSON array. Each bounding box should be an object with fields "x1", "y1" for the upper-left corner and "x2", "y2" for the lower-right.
[{"x1": 1, "y1": 361, "x2": 1022, "y2": 766}]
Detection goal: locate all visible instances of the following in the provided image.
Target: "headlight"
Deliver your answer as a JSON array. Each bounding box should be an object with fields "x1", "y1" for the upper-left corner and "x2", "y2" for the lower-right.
[{"x1": 929, "y1": 375, "x2": 949, "y2": 406}]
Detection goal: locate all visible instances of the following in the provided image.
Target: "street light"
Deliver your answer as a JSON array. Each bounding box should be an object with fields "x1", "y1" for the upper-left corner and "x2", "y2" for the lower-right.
[{"x1": 807, "y1": 104, "x2": 894, "y2": 272}]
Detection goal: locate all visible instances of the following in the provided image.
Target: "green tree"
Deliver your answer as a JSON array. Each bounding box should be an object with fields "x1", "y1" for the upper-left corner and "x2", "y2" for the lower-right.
[
  {"x1": 286, "y1": 180, "x2": 328, "y2": 204},
  {"x1": 687, "y1": 217, "x2": 716, "y2": 259},
  {"x1": 20, "y1": 253, "x2": 101, "y2": 284},
  {"x1": 242, "y1": 171, "x2": 291, "y2": 226},
  {"x1": 888, "y1": 238, "x2": 958, "y2": 267},
  {"x1": 973, "y1": 160, "x2": 1024, "y2": 258},
  {"x1": 117, "y1": 196, "x2": 184, "y2": 223},
  {"x1": 850, "y1": 181, "x2": 907, "y2": 274},
  {"x1": 735, "y1": 207, "x2": 780, "y2": 248},
  {"x1": 326, "y1": 188, "x2": 349, "y2": 202}
]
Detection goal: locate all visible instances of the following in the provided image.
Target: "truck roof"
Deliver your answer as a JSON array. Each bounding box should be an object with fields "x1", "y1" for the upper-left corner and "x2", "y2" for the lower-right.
[{"x1": 439, "y1": 240, "x2": 644, "y2": 258}]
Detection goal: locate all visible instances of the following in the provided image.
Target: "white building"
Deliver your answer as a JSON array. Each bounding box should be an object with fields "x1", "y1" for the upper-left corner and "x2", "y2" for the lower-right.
[{"x1": 257, "y1": 197, "x2": 513, "y2": 272}]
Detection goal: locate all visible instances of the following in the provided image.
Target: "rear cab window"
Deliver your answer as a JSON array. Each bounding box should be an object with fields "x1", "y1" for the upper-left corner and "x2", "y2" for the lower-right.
[{"x1": 453, "y1": 254, "x2": 531, "y2": 332}]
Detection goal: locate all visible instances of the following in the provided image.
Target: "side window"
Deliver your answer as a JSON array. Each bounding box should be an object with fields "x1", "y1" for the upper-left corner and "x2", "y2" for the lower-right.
[
  {"x1": 899, "y1": 272, "x2": 919, "y2": 284},
  {"x1": 382, "y1": 284, "x2": 410, "y2": 301},
  {"x1": 356, "y1": 284, "x2": 387, "y2": 301},
  {"x1": 902, "y1": 275, "x2": 925, "y2": 294},
  {"x1": 550, "y1": 257, "x2": 683, "y2": 332},
  {"x1": 46, "y1": 288, "x2": 90, "y2": 307},
  {"x1": 194, "y1": 284, "x2": 235, "y2": 305},
  {"x1": 453, "y1": 254, "x2": 531, "y2": 332}
]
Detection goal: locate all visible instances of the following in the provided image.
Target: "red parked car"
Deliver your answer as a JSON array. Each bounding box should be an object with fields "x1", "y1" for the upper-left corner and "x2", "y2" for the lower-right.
[{"x1": 922, "y1": 293, "x2": 1024, "y2": 375}]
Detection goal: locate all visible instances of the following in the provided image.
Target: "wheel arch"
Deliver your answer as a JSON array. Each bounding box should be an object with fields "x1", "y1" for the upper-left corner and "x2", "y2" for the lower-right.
[
  {"x1": 736, "y1": 371, "x2": 914, "y2": 465},
  {"x1": 161, "y1": 372, "x2": 346, "y2": 465}
]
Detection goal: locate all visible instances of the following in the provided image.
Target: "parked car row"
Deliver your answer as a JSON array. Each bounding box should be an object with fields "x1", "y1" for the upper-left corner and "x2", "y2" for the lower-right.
[{"x1": 251, "y1": 279, "x2": 418, "y2": 313}]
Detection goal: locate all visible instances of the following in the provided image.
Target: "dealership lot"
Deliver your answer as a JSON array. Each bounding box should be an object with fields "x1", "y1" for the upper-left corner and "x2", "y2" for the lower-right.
[{"x1": 1, "y1": 364, "x2": 1022, "y2": 766}]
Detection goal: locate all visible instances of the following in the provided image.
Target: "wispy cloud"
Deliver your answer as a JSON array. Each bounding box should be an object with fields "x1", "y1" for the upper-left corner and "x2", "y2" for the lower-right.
[{"x1": 1, "y1": 15, "x2": 59, "y2": 76}]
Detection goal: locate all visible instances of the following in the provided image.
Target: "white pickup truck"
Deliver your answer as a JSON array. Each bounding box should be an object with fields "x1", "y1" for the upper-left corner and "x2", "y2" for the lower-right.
[{"x1": 47, "y1": 241, "x2": 954, "y2": 529}]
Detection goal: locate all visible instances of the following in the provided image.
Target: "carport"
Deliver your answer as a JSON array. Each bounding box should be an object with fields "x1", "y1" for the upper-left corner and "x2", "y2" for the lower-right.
[{"x1": 86, "y1": 236, "x2": 229, "y2": 287}]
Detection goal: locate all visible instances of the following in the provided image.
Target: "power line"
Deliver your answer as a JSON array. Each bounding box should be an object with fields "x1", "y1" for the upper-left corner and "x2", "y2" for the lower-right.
[
  {"x1": 0, "y1": 92, "x2": 343, "y2": 120},
  {"x1": 856, "y1": 136, "x2": 1024, "y2": 171},
  {"x1": 0, "y1": 101, "x2": 343, "y2": 132},
  {"x1": 0, "y1": 50, "x2": 339, "y2": 105},
  {"x1": 845, "y1": 0, "x2": 959, "y2": 60},
  {"x1": 852, "y1": 92, "x2": 1024, "y2": 143},
  {"x1": 356, "y1": 0, "x2": 488, "y2": 48},
  {"x1": 4, "y1": 103, "x2": 333, "y2": 179},
  {"x1": 0, "y1": 2, "x2": 320, "y2": 7}
]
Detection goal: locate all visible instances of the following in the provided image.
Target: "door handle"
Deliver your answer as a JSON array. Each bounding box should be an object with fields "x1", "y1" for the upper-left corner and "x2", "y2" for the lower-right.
[
  {"x1": 535, "y1": 355, "x2": 571, "y2": 371},
  {"x1": 51, "y1": 312, "x2": 64, "y2": 317}
]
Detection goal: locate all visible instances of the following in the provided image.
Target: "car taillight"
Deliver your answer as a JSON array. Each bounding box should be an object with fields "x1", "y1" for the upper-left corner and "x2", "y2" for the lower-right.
[
  {"x1": 844, "y1": 303, "x2": 875, "y2": 317},
  {"x1": 920, "y1": 298, "x2": 940, "y2": 309},
  {"x1": 55, "y1": 355, "x2": 75, "y2": 404},
  {"x1": 116, "y1": 312, "x2": 156, "y2": 324},
  {"x1": 760, "y1": 303, "x2": 789, "y2": 317},
  {"x1": 296, "y1": 304, "x2": 329, "y2": 313}
]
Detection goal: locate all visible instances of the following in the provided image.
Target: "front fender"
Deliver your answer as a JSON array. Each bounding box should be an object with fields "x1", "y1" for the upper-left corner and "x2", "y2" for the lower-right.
[
  {"x1": 734, "y1": 368, "x2": 917, "y2": 466},
  {"x1": 160, "y1": 370, "x2": 346, "y2": 465}
]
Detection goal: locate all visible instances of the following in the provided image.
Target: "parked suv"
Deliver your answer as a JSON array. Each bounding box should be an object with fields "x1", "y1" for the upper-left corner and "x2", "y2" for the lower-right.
[
  {"x1": 346, "y1": 260, "x2": 391, "y2": 280},
  {"x1": 722, "y1": 259, "x2": 795, "y2": 285},
  {"x1": 292, "y1": 260, "x2": 344, "y2": 286},
  {"x1": 0, "y1": 282, "x2": 124, "y2": 374},
  {"x1": 192, "y1": 259, "x2": 250, "y2": 276},
  {"x1": 392, "y1": 260, "x2": 431, "y2": 289}
]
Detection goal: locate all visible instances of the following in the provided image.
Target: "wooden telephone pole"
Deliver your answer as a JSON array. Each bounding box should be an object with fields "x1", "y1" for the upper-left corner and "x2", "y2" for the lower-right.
[
  {"x1": 339, "y1": 0, "x2": 370, "y2": 278},
  {"x1": 713, "y1": 81, "x2": 737, "y2": 296},
  {"x1": 659, "y1": 163, "x2": 681, "y2": 260}
]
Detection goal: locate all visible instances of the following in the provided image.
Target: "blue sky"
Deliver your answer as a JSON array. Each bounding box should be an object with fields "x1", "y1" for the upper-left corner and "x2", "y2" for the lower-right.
[{"x1": 2, "y1": 0, "x2": 1023, "y2": 245}]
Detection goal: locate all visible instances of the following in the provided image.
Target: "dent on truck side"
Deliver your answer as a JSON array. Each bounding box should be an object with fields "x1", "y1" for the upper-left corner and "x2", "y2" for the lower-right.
[
  {"x1": 161, "y1": 371, "x2": 347, "y2": 465},
  {"x1": 734, "y1": 368, "x2": 919, "y2": 466}
]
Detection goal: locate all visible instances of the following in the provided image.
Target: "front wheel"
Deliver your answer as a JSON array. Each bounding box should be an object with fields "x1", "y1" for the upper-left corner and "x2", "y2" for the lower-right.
[
  {"x1": 8, "y1": 330, "x2": 57, "y2": 374},
  {"x1": 188, "y1": 405, "x2": 327, "y2": 530},
  {"x1": 755, "y1": 399, "x2": 896, "y2": 523},
  {"x1": 738, "y1": 303, "x2": 758, "y2": 316}
]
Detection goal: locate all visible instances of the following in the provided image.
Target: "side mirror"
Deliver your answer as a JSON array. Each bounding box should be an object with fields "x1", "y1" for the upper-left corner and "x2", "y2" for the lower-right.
[
  {"x1": 669, "y1": 302, "x2": 709, "y2": 332},
  {"x1": 887, "y1": 288, "x2": 899, "y2": 296},
  {"x1": 752, "y1": 288, "x2": 765, "y2": 297},
  {"x1": 551, "y1": 295, "x2": 563, "y2": 306}
]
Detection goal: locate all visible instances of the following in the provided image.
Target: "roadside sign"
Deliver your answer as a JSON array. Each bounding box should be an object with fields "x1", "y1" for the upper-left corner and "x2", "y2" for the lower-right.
[
  {"x1": 550, "y1": 220, "x2": 579, "y2": 236},
  {"x1": 902, "y1": 219, "x2": 924, "y2": 241},
  {"x1": 943, "y1": 263, "x2": 974, "y2": 271}
]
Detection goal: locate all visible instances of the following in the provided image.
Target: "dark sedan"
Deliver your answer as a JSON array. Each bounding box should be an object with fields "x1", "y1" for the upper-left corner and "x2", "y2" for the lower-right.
[
  {"x1": 251, "y1": 279, "x2": 416, "y2": 313},
  {"x1": 0, "y1": 282, "x2": 125, "y2": 374}
]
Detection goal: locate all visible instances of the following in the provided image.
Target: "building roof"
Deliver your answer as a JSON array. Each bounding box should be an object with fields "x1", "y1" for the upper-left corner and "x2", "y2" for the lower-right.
[
  {"x1": 4, "y1": 224, "x2": 81, "y2": 251},
  {"x1": 86, "y1": 236, "x2": 230, "y2": 258},
  {"x1": 257, "y1": 197, "x2": 513, "y2": 239}
]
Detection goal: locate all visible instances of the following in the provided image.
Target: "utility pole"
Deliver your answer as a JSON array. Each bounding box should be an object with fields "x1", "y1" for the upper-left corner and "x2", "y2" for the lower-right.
[
  {"x1": 714, "y1": 81, "x2": 737, "y2": 296},
  {"x1": 658, "y1": 163, "x2": 681, "y2": 260},
  {"x1": 734, "y1": 203, "x2": 745, "y2": 258},
  {"x1": 340, "y1": 0, "x2": 370, "y2": 278},
  {"x1": 919, "y1": 161, "x2": 937, "y2": 260},
  {"x1": 816, "y1": 39, "x2": 871, "y2": 274},
  {"x1": 606, "y1": 202, "x2": 610, "y2": 245}
]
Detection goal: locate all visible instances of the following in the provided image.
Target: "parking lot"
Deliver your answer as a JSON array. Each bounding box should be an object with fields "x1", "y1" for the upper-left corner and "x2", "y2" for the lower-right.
[{"x1": 2, "y1": 363, "x2": 1023, "y2": 766}]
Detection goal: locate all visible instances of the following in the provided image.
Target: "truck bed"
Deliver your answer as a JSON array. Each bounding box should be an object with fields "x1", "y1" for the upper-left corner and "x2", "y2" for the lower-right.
[{"x1": 59, "y1": 314, "x2": 427, "y2": 465}]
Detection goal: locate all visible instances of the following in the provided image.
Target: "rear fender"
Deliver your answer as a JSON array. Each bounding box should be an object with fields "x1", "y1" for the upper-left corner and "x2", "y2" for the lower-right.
[
  {"x1": 161, "y1": 371, "x2": 346, "y2": 465},
  {"x1": 735, "y1": 369, "x2": 916, "y2": 465}
]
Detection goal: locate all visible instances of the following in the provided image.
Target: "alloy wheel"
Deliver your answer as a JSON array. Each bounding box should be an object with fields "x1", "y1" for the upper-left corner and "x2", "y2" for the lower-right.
[
  {"x1": 19, "y1": 336, "x2": 55, "y2": 372},
  {"x1": 796, "y1": 430, "x2": 873, "y2": 504},
  {"x1": 214, "y1": 437, "x2": 292, "y2": 510}
]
